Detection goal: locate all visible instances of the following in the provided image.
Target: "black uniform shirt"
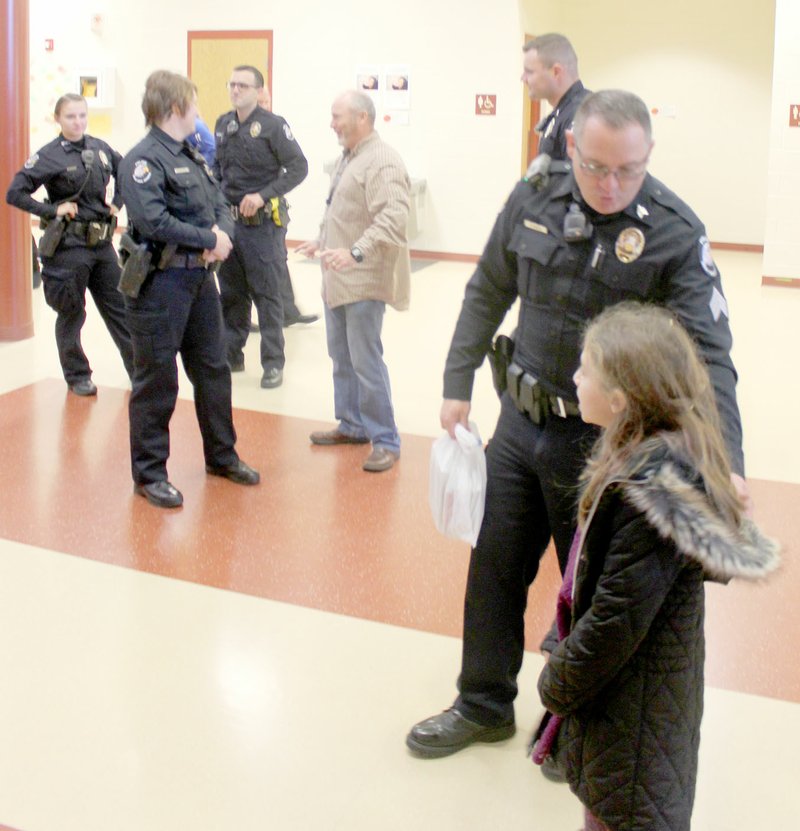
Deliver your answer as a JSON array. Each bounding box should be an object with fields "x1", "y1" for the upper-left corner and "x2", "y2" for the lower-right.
[
  {"x1": 213, "y1": 107, "x2": 308, "y2": 205},
  {"x1": 444, "y1": 168, "x2": 745, "y2": 473},
  {"x1": 119, "y1": 126, "x2": 233, "y2": 251},
  {"x1": 6, "y1": 134, "x2": 122, "y2": 221},
  {"x1": 535, "y1": 81, "x2": 590, "y2": 161}
]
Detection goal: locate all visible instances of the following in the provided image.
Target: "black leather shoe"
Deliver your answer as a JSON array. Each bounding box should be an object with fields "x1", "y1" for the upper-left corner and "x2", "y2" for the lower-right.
[
  {"x1": 134, "y1": 481, "x2": 183, "y2": 508},
  {"x1": 284, "y1": 313, "x2": 319, "y2": 327},
  {"x1": 69, "y1": 379, "x2": 97, "y2": 397},
  {"x1": 406, "y1": 708, "x2": 515, "y2": 759},
  {"x1": 205, "y1": 459, "x2": 260, "y2": 485},
  {"x1": 260, "y1": 368, "x2": 283, "y2": 388}
]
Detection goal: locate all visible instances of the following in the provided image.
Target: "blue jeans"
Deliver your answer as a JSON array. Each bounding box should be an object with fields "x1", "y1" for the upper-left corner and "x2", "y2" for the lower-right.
[{"x1": 324, "y1": 300, "x2": 400, "y2": 453}]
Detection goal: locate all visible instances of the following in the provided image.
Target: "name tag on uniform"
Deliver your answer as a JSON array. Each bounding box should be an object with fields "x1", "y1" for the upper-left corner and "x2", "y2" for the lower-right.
[
  {"x1": 174, "y1": 166, "x2": 190, "y2": 174},
  {"x1": 524, "y1": 219, "x2": 548, "y2": 234},
  {"x1": 66, "y1": 165, "x2": 78, "y2": 171}
]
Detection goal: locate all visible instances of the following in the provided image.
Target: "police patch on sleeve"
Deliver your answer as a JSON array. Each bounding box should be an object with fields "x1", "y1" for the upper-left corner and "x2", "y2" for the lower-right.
[
  {"x1": 283, "y1": 124, "x2": 294, "y2": 141},
  {"x1": 698, "y1": 235, "x2": 718, "y2": 278},
  {"x1": 132, "y1": 160, "x2": 151, "y2": 184},
  {"x1": 23, "y1": 153, "x2": 39, "y2": 169}
]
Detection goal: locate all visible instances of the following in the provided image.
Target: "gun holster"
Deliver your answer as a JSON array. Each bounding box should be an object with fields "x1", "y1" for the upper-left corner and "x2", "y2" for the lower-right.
[
  {"x1": 488, "y1": 334, "x2": 515, "y2": 398},
  {"x1": 117, "y1": 233, "x2": 154, "y2": 298},
  {"x1": 38, "y1": 216, "x2": 67, "y2": 257}
]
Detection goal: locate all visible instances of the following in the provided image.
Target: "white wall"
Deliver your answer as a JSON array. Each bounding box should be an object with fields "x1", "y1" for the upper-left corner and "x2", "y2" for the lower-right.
[
  {"x1": 763, "y1": 0, "x2": 800, "y2": 279},
  {"x1": 29, "y1": 0, "x2": 775, "y2": 252}
]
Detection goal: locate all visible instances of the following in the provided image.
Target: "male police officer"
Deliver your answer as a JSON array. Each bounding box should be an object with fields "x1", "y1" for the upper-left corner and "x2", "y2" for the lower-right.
[
  {"x1": 406, "y1": 90, "x2": 750, "y2": 758},
  {"x1": 522, "y1": 33, "x2": 589, "y2": 161},
  {"x1": 214, "y1": 65, "x2": 309, "y2": 388}
]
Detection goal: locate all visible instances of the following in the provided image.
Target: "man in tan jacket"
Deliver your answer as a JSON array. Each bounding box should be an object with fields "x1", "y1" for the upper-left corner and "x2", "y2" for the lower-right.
[{"x1": 298, "y1": 90, "x2": 410, "y2": 473}]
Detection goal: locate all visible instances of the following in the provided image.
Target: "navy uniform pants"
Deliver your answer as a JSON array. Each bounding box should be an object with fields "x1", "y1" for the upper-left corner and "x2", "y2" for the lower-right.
[
  {"x1": 219, "y1": 222, "x2": 285, "y2": 372},
  {"x1": 454, "y1": 392, "x2": 597, "y2": 726},
  {"x1": 124, "y1": 266, "x2": 239, "y2": 485},
  {"x1": 40, "y1": 242, "x2": 134, "y2": 384}
]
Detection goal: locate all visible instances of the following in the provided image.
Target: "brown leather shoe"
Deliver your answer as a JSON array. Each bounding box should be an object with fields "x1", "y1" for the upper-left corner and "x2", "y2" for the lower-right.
[
  {"x1": 362, "y1": 447, "x2": 399, "y2": 472},
  {"x1": 310, "y1": 429, "x2": 369, "y2": 445}
]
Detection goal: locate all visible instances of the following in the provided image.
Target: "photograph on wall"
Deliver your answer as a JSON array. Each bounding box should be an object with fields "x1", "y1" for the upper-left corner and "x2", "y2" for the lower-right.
[
  {"x1": 384, "y1": 64, "x2": 410, "y2": 111},
  {"x1": 356, "y1": 65, "x2": 381, "y2": 105}
]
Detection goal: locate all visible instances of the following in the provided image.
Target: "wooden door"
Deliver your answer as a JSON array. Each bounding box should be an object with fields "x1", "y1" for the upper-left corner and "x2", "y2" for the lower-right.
[
  {"x1": 521, "y1": 33, "x2": 541, "y2": 174},
  {"x1": 187, "y1": 31, "x2": 273, "y2": 130}
]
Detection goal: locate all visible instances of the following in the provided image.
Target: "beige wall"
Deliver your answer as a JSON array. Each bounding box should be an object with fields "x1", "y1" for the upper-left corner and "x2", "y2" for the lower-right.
[
  {"x1": 28, "y1": 0, "x2": 775, "y2": 252},
  {"x1": 522, "y1": 0, "x2": 775, "y2": 246}
]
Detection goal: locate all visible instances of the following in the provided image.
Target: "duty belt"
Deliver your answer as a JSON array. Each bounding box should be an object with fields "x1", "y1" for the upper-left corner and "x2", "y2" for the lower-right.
[
  {"x1": 65, "y1": 217, "x2": 116, "y2": 245},
  {"x1": 229, "y1": 205, "x2": 265, "y2": 225},
  {"x1": 161, "y1": 250, "x2": 209, "y2": 270},
  {"x1": 506, "y1": 362, "x2": 579, "y2": 425}
]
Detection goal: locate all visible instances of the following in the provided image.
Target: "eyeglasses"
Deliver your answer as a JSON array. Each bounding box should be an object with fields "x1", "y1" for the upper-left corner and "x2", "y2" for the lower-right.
[
  {"x1": 227, "y1": 81, "x2": 255, "y2": 91},
  {"x1": 574, "y1": 145, "x2": 649, "y2": 181}
]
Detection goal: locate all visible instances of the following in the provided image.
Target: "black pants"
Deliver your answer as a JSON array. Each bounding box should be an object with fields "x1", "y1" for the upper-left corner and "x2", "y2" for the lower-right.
[
  {"x1": 455, "y1": 393, "x2": 597, "y2": 726},
  {"x1": 40, "y1": 242, "x2": 134, "y2": 384},
  {"x1": 124, "y1": 266, "x2": 239, "y2": 485},
  {"x1": 219, "y1": 223, "x2": 285, "y2": 372}
]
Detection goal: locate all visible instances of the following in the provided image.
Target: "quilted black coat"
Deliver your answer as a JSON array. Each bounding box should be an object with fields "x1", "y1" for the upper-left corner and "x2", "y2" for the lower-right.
[{"x1": 537, "y1": 439, "x2": 779, "y2": 831}]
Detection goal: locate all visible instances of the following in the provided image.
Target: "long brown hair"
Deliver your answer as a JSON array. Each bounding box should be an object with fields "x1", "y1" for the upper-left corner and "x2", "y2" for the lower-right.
[{"x1": 577, "y1": 302, "x2": 742, "y2": 528}]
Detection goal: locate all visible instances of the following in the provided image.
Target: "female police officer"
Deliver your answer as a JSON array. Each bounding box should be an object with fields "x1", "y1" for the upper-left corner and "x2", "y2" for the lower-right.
[
  {"x1": 118, "y1": 70, "x2": 259, "y2": 509},
  {"x1": 6, "y1": 93, "x2": 134, "y2": 395}
]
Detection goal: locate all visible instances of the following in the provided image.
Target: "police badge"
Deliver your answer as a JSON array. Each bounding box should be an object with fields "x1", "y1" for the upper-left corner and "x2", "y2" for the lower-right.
[
  {"x1": 250, "y1": 122, "x2": 262, "y2": 138},
  {"x1": 615, "y1": 227, "x2": 645, "y2": 263}
]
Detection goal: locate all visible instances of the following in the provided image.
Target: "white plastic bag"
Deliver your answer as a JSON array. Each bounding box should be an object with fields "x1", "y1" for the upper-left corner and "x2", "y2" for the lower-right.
[{"x1": 429, "y1": 422, "x2": 487, "y2": 546}]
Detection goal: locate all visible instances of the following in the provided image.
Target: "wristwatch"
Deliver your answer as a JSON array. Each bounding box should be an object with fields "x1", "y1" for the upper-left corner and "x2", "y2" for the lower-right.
[{"x1": 350, "y1": 246, "x2": 364, "y2": 263}]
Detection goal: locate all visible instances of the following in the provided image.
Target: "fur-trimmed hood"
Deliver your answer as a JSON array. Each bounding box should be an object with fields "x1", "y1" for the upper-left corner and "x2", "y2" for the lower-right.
[{"x1": 614, "y1": 441, "x2": 780, "y2": 582}]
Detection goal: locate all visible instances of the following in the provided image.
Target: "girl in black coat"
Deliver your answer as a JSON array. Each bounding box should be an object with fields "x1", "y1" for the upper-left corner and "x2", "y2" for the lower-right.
[{"x1": 536, "y1": 303, "x2": 779, "y2": 831}]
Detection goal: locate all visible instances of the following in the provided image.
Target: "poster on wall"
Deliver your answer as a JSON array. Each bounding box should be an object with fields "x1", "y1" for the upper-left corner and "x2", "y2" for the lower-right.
[{"x1": 356, "y1": 65, "x2": 381, "y2": 103}]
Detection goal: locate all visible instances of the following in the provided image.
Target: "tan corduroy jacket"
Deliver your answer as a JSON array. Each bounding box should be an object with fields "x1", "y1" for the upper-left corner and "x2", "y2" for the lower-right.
[{"x1": 319, "y1": 131, "x2": 411, "y2": 311}]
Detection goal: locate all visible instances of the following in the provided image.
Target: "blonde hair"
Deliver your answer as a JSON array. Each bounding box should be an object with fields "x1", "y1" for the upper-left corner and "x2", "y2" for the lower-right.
[
  {"x1": 578, "y1": 302, "x2": 742, "y2": 527},
  {"x1": 141, "y1": 70, "x2": 196, "y2": 127}
]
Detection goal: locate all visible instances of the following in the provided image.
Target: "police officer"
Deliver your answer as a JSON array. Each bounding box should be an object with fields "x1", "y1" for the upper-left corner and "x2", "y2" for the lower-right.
[
  {"x1": 406, "y1": 90, "x2": 751, "y2": 758},
  {"x1": 522, "y1": 33, "x2": 590, "y2": 161},
  {"x1": 214, "y1": 65, "x2": 309, "y2": 389},
  {"x1": 6, "y1": 93, "x2": 134, "y2": 396},
  {"x1": 119, "y1": 70, "x2": 259, "y2": 509}
]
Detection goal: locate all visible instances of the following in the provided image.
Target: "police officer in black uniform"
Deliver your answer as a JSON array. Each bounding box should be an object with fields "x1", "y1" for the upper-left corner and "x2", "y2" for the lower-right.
[
  {"x1": 214, "y1": 65, "x2": 309, "y2": 389},
  {"x1": 522, "y1": 33, "x2": 589, "y2": 162},
  {"x1": 6, "y1": 93, "x2": 134, "y2": 396},
  {"x1": 406, "y1": 90, "x2": 750, "y2": 758},
  {"x1": 119, "y1": 70, "x2": 259, "y2": 509}
]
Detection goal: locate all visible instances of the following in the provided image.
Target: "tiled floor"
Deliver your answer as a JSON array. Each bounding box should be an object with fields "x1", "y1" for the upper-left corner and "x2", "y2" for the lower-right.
[{"x1": 0, "y1": 251, "x2": 797, "y2": 830}]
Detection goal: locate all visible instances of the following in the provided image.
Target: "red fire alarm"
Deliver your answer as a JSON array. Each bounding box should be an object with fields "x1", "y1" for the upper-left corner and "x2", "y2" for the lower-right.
[
  {"x1": 790, "y1": 105, "x2": 800, "y2": 127},
  {"x1": 44, "y1": 38, "x2": 54, "y2": 51}
]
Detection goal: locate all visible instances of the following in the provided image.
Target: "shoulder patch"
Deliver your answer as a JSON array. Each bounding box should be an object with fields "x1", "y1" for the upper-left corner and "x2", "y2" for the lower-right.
[
  {"x1": 24, "y1": 153, "x2": 39, "y2": 169},
  {"x1": 283, "y1": 124, "x2": 294, "y2": 141},
  {"x1": 132, "y1": 160, "x2": 151, "y2": 184},
  {"x1": 698, "y1": 235, "x2": 718, "y2": 278}
]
